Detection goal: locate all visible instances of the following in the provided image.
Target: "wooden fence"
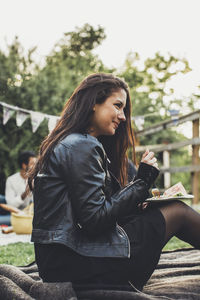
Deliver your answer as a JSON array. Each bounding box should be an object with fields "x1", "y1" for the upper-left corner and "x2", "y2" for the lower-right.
[{"x1": 135, "y1": 109, "x2": 200, "y2": 204}]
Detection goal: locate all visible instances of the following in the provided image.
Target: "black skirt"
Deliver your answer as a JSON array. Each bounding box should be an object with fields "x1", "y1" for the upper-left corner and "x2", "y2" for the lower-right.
[{"x1": 34, "y1": 207, "x2": 166, "y2": 290}]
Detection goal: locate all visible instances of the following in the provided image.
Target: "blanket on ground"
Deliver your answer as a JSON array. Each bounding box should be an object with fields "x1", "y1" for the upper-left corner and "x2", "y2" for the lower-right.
[{"x1": 0, "y1": 248, "x2": 199, "y2": 300}]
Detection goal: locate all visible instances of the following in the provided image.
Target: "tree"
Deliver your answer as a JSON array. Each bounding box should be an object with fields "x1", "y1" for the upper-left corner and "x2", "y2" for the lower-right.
[
  {"x1": 25, "y1": 23, "x2": 112, "y2": 115},
  {"x1": 0, "y1": 36, "x2": 44, "y2": 182},
  {"x1": 119, "y1": 52, "x2": 193, "y2": 190},
  {"x1": 120, "y1": 51, "x2": 191, "y2": 128}
]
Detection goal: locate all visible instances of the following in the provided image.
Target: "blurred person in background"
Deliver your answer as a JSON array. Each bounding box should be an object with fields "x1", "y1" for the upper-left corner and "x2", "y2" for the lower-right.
[{"x1": 5, "y1": 151, "x2": 36, "y2": 210}]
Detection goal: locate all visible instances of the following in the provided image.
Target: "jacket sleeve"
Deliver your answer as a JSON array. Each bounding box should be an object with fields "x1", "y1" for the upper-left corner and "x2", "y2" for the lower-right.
[
  {"x1": 58, "y1": 140, "x2": 149, "y2": 236},
  {"x1": 134, "y1": 162, "x2": 160, "y2": 189}
]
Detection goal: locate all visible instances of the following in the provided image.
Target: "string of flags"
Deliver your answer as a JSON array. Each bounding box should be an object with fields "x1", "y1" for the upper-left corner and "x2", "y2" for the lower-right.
[
  {"x1": 132, "y1": 110, "x2": 180, "y2": 130},
  {"x1": 132, "y1": 112, "x2": 160, "y2": 130},
  {"x1": 0, "y1": 101, "x2": 180, "y2": 133},
  {"x1": 0, "y1": 101, "x2": 60, "y2": 133}
]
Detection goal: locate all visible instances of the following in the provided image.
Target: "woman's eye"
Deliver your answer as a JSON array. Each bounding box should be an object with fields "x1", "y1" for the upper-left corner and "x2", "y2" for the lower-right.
[{"x1": 114, "y1": 103, "x2": 121, "y2": 109}]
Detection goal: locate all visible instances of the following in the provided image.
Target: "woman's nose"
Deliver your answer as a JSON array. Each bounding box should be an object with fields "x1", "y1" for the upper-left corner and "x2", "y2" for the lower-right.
[{"x1": 118, "y1": 110, "x2": 126, "y2": 122}]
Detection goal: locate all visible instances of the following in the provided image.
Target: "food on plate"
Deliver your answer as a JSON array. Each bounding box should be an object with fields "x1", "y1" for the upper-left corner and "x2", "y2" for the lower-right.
[
  {"x1": 163, "y1": 182, "x2": 187, "y2": 197},
  {"x1": 151, "y1": 182, "x2": 187, "y2": 199},
  {"x1": 151, "y1": 188, "x2": 160, "y2": 197}
]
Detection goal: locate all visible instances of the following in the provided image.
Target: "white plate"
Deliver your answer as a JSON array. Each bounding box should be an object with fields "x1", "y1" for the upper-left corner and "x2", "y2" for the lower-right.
[{"x1": 145, "y1": 194, "x2": 194, "y2": 202}]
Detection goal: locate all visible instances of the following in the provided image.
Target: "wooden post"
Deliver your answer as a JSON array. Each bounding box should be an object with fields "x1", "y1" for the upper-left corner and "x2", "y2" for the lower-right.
[
  {"x1": 192, "y1": 119, "x2": 200, "y2": 204},
  {"x1": 163, "y1": 150, "x2": 171, "y2": 188}
]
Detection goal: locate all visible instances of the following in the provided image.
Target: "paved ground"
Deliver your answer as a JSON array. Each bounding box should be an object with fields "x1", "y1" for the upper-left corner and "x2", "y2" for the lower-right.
[{"x1": 0, "y1": 230, "x2": 31, "y2": 246}]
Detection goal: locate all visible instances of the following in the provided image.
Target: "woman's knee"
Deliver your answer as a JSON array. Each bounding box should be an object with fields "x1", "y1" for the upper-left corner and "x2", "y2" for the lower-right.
[{"x1": 158, "y1": 200, "x2": 188, "y2": 221}]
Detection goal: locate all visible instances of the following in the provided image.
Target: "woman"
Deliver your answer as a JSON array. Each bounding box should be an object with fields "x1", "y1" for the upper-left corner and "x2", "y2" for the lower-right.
[{"x1": 29, "y1": 73, "x2": 200, "y2": 290}]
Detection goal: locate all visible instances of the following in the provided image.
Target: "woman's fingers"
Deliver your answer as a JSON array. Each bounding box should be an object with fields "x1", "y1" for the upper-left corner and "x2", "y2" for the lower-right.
[
  {"x1": 148, "y1": 157, "x2": 157, "y2": 165},
  {"x1": 142, "y1": 149, "x2": 149, "y2": 160},
  {"x1": 141, "y1": 150, "x2": 159, "y2": 169},
  {"x1": 153, "y1": 162, "x2": 159, "y2": 169},
  {"x1": 137, "y1": 202, "x2": 149, "y2": 210},
  {"x1": 142, "y1": 151, "x2": 155, "y2": 163}
]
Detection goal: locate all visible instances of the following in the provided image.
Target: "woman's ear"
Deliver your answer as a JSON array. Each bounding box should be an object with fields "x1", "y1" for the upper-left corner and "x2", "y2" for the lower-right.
[{"x1": 92, "y1": 106, "x2": 96, "y2": 112}]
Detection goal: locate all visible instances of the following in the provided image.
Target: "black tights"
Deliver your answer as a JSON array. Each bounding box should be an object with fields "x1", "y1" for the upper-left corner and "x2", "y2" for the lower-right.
[{"x1": 158, "y1": 201, "x2": 200, "y2": 248}]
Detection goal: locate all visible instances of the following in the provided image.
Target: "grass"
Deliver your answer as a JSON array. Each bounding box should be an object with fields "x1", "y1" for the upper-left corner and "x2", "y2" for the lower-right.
[
  {"x1": 0, "y1": 237, "x2": 192, "y2": 266},
  {"x1": 0, "y1": 242, "x2": 35, "y2": 266},
  {"x1": 163, "y1": 236, "x2": 191, "y2": 251}
]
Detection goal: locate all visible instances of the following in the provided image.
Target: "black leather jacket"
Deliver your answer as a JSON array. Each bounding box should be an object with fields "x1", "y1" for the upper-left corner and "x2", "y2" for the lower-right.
[{"x1": 32, "y1": 133, "x2": 159, "y2": 258}]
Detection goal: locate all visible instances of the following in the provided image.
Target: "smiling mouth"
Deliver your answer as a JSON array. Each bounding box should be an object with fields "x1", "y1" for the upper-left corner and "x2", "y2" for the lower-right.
[{"x1": 113, "y1": 121, "x2": 119, "y2": 129}]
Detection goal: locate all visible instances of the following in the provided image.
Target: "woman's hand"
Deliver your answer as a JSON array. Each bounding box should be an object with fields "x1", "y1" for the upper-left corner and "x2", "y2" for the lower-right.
[
  {"x1": 136, "y1": 149, "x2": 160, "y2": 189},
  {"x1": 141, "y1": 149, "x2": 159, "y2": 170}
]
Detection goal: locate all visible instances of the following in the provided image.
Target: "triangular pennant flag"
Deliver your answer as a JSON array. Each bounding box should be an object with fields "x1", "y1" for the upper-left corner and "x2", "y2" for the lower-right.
[
  {"x1": 16, "y1": 111, "x2": 29, "y2": 127},
  {"x1": 3, "y1": 107, "x2": 15, "y2": 125},
  {"x1": 30, "y1": 111, "x2": 45, "y2": 133},
  {"x1": 168, "y1": 109, "x2": 179, "y2": 118},
  {"x1": 48, "y1": 116, "x2": 59, "y2": 132},
  {"x1": 168, "y1": 109, "x2": 179, "y2": 125},
  {"x1": 133, "y1": 116, "x2": 145, "y2": 130}
]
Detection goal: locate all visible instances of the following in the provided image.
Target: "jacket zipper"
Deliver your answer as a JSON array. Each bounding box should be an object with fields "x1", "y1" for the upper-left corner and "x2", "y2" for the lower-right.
[{"x1": 117, "y1": 223, "x2": 130, "y2": 258}]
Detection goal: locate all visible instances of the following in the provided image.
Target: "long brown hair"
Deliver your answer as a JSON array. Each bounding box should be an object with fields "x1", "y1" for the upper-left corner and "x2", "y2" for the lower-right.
[{"x1": 28, "y1": 73, "x2": 136, "y2": 187}]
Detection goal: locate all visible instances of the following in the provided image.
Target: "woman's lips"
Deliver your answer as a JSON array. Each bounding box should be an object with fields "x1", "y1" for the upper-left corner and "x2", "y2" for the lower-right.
[{"x1": 113, "y1": 121, "x2": 119, "y2": 129}]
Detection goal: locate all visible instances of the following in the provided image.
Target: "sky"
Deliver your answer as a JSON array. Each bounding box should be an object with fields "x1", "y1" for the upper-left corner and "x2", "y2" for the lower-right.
[{"x1": 1, "y1": 0, "x2": 200, "y2": 105}]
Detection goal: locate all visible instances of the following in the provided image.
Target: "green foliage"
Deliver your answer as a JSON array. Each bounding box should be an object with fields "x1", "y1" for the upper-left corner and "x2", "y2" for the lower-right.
[
  {"x1": 120, "y1": 51, "x2": 191, "y2": 125},
  {"x1": 170, "y1": 148, "x2": 191, "y2": 192},
  {"x1": 0, "y1": 242, "x2": 35, "y2": 266},
  {"x1": 31, "y1": 23, "x2": 111, "y2": 115},
  {"x1": 0, "y1": 37, "x2": 48, "y2": 181},
  {"x1": 163, "y1": 236, "x2": 191, "y2": 251}
]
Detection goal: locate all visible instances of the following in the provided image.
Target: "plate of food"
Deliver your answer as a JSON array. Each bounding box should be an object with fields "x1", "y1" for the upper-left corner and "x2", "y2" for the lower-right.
[{"x1": 145, "y1": 182, "x2": 194, "y2": 202}]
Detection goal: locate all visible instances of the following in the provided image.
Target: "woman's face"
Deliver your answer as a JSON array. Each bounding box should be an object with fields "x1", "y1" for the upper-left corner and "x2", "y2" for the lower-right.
[{"x1": 89, "y1": 88, "x2": 127, "y2": 137}]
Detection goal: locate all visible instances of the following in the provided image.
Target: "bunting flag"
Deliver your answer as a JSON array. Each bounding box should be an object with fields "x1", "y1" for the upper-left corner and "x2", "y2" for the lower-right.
[
  {"x1": 3, "y1": 106, "x2": 15, "y2": 125},
  {"x1": 0, "y1": 101, "x2": 60, "y2": 133},
  {"x1": 0, "y1": 101, "x2": 185, "y2": 134},
  {"x1": 16, "y1": 111, "x2": 29, "y2": 127},
  {"x1": 168, "y1": 109, "x2": 179, "y2": 118},
  {"x1": 168, "y1": 109, "x2": 179, "y2": 125},
  {"x1": 47, "y1": 116, "x2": 59, "y2": 132},
  {"x1": 30, "y1": 112, "x2": 45, "y2": 133},
  {"x1": 133, "y1": 115, "x2": 145, "y2": 130}
]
